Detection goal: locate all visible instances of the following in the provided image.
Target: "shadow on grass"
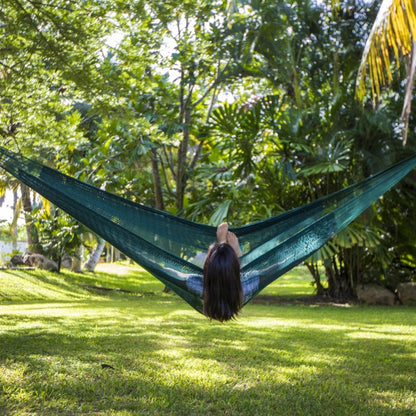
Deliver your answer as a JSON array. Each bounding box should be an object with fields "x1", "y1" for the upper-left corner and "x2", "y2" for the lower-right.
[{"x1": 1, "y1": 299, "x2": 415, "y2": 415}]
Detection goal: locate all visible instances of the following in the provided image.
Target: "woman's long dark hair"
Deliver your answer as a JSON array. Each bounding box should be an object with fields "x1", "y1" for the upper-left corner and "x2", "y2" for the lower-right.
[{"x1": 203, "y1": 242, "x2": 243, "y2": 322}]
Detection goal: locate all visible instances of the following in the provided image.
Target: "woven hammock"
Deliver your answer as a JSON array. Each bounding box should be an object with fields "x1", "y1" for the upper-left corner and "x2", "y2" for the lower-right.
[{"x1": 0, "y1": 146, "x2": 415, "y2": 313}]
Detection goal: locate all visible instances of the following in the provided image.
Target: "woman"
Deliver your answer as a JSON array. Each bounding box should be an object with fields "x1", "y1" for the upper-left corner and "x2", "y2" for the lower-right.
[{"x1": 203, "y1": 222, "x2": 243, "y2": 322}]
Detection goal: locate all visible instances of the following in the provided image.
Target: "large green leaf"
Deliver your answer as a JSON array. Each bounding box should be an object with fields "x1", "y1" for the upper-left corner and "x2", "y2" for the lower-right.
[{"x1": 208, "y1": 200, "x2": 232, "y2": 226}]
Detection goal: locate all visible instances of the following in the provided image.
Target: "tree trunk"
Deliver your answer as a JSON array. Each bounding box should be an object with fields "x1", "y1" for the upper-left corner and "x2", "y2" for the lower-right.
[
  {"x1": 83, "y1": 237, "x2": 105, "y2": 272},
  {"x1": 401, "y1": 40, "x2": 416, "y2": 146},
  {"x1": 106, "y1": 246, "x2": 120, "y2": 262},
  {"x1": 151, "y1": 148, "x2": 165, "y2": 211},
  {"x1": 71, "y1": 244, "x2": 84, "y2": 273},
  {"x1": 305, "y1": 262, "x2": 326, "y2": 297},
  {"x1": 11, "y1": 191, "x2": 18, "y2": 250},
  {"x1": 176, "y1": 51, "x2": 194, "y2": 213},
  {"x1": 325, "y1": 253, "x2": 356, "y2": 300},
  {"x1": 176, "y1": 107, "x2": 192, "y2": 212},
  {"x1": 152, "y1": 149, "x2": 171, "y2": 293},
  {"x1": 21, "y1": 184, "x2": 42, "y2": 253}
]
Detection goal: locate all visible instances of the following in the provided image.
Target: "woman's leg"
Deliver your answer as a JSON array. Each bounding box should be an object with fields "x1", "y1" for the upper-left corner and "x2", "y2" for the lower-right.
[
  {"x1": 227, "y1": 231, "x2": 243, "y2": 258},
  {"x1": 216, "y1": 222, "x2": 242, "y2": 257},
  {"x1": 216, "y1": 222, "x2": 229, "y2": 243}
]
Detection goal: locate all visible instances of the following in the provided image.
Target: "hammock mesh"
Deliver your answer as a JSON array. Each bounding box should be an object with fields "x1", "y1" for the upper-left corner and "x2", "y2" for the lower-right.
[{"x1": 0, "y1": 146, "x2": 415, "y2": 313}]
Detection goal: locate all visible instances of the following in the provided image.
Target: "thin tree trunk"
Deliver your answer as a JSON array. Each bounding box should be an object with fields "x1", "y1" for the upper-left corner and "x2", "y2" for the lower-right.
[
  {"x1": 305, "y1": 262, "x2": 326, "y2": 297},
  {"x1": 151, "y1": 149, "x2": 171, "y2": 292},
  {"x1": 11, "y1": 191, "x2": 18, "y2": 250},
  {"x1": 71, "y1": 244, "x2": 84, "y2": 273},
  {"x1": 21, "y1": 184, "x2": 41, "y2": 253},
  {"x1": 290, "y1": 46, "x2": 303, "y2": 109},
  {"x1": 176, "y1": 106, "x2": 192, "y2": 212},
  {"x1": 107, "y1": 247, "x2": 120, "y2": 262},
  {"x1": 151, "y1": 148, "x2": 165, "y2": 211},
  {"x1": 83, "y1": 237, "x2": 105, "y2": 272},
  {"x1": 401, "y1": 40, "x2": 416, "y2": 146}
]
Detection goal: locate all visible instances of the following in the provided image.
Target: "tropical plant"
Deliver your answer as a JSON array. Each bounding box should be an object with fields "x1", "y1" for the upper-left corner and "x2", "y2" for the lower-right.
[
  {"x1": 196, "y1": 0, "x2": 416, "y2": 299},
  {"x1": 356, "y1": 0, "x2": 416, "y2": 145},
  {"x1": 31, "y1": 205, "x2": 84, "y2": 272}
]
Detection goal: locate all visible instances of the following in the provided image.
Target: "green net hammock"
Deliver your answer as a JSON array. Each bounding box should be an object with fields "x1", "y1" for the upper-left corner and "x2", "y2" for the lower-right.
[{"x1": 0, "y1": 146, "x2": 415, "y2": 313}]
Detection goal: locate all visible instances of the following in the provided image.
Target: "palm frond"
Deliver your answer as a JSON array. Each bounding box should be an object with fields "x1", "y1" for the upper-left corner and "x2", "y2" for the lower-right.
[{"x1": 356, "y1": 0, "x2": 416, "y2": 102}]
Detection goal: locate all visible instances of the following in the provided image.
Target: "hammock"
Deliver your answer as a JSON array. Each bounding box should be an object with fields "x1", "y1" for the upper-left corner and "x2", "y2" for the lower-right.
[{"x1": 0, "y1": 146, "x2": 415, "y2": 313}]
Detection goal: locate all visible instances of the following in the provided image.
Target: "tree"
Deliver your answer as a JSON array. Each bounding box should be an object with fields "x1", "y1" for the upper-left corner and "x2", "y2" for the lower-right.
[
  {"x1": 83, "y1": 237, "x2": 106, "y2": 272},
  {"x1": 1, "y1": 0, "x2": 414, "y2": 291},
  {"x1": 76, "y1": 0, "x2": 247, "y2": 216},
  {"x1": 194, "y1": 0, "x2": 416, "y2": 299},
  {"x1": 31, "y1": 206, "x2": 84, "y2": 272},
  {"x1": 356, "y1": 0, "x2": 416, "y2": 145},
  {"x1": 0, "y1": 0, "x2": 116, "y2": 262}
]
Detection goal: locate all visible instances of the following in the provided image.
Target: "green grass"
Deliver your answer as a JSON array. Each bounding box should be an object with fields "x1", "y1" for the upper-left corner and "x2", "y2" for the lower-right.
[{"x1": 0, "y1": 263, "x2": 415, "y2": 415}]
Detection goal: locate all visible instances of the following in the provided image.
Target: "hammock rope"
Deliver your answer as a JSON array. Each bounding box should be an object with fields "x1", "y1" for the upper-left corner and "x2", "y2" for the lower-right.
[{"x1": 0, "y1": 146, "x2": 415, "y2": 313}]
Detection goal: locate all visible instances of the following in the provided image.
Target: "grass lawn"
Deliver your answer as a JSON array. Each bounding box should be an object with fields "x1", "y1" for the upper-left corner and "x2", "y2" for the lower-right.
[{"x1": 0, "y1": 263, "x2": 415, "y2": 415}]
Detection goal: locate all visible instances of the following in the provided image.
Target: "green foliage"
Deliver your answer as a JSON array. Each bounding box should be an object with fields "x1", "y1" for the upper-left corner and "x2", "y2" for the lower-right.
[
  {"x1": 31, "y1": 207, "x2": 84, "y2": 270},
  {"x1": 0, "y1": 0, "x2": 107, "y2": 152},
  {"x1": 0, "y1": 222, "x2": 15, "y2": 242},
  {"x1": 0, "y1": 224, "x2": 26, "y2": 243},
  {"x1": 196, "y1": 1, "x2": 416, "y2": 297}
]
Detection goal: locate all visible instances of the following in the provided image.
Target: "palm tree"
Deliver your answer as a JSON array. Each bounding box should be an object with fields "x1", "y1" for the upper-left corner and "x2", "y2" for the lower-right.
[
  {"x1": 83, "y1": 237, "x2": 106, "y2": 272},
  {"x1": 356, "y1": 0, "x2": 416, "y2": 145}
]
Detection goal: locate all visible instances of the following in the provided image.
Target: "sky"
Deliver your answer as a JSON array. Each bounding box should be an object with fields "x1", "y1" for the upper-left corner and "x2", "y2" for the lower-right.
[{"x1": 0, "y1": 189, "x2": 18, "y2": 224}]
